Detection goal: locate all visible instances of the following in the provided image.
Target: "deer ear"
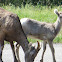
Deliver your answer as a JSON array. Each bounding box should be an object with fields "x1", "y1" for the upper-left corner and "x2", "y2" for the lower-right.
[
  {"x1": 36, "y1": 41, "x2": 41, "y2": 51},
  {"x1": 54, "y1": 9, "x2": 59, "y2": 16}
]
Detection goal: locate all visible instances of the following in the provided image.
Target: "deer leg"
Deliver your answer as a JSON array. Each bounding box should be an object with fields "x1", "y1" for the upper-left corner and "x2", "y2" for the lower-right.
[
  {"x1": 0, "y1": 41, "x2": 4, "y2": 62},
  {"x1": 48, "y1": 41, "x2": 56, "y2": 62},
  {"x1": 0, "y1": 32, "x2": 5, "y2": 62},
  {"x1": 16, "y1": 44, "x2": 20, "y2": 62},
  {"x1": 10, "y1": 42, "x2": 18, "y2": 62},
  {"x1": 40, "y1": 41, "x2": 47, "y2": 62}
]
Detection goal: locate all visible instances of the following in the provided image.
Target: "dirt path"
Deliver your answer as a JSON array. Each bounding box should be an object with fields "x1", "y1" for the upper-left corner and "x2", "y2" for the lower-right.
[{"x1": 2, "y1": 43, "x2": 62, "y2": 62}]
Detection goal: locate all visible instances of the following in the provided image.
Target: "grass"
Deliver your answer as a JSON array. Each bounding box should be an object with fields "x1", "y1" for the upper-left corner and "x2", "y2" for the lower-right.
[{"x1": 1, "y1": 4, "x2": 62, "y2": 43}]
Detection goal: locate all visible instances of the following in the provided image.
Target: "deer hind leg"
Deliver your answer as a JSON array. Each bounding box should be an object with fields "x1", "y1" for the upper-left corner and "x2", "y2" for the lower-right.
[
  {"x1": 40, "y1": 41, "x2": 47, "y2": 62},
  {"x1": 10, "y1": 42, "x2": 18, "y2": 62},
  {"x1": 48, "y1": 41, "x2": 56, "y2": 62}
]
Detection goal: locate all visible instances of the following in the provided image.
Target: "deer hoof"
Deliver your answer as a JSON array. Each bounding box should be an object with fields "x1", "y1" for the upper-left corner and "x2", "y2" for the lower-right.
[
  {"x1": 14, "y1": 59, "x2": 18, "y2": 62},
  {"x1": 54, "y1": 60, "x2": 56, "y2": 62},
  {"x1": 40, "y1": 59, "x2": 43, "y2": 62}
]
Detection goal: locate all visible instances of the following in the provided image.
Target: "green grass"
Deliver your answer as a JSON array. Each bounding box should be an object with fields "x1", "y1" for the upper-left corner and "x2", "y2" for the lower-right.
[{"x1": 1, "y1": 4, "x2": 62, "y2": 43}]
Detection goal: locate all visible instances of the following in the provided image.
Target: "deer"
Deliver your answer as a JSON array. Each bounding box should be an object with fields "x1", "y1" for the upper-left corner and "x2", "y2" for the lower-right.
[
  {"x1": 15, "y1": 9, "x2": 62, "y2": 62},
  {"x1": 0, "y1": 8, "x2": 40, "y2": 62}
]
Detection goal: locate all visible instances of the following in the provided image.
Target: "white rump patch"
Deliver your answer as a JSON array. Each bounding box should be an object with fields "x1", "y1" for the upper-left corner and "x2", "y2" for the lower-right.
[{"x1": 20, "y1": 18, "x2": 28, "y2": 25}]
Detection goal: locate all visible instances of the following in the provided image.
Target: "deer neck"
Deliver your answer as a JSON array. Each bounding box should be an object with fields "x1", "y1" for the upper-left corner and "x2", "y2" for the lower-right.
[{"x1": 54, "y1": 17, "x2": 61, "y2": 35}]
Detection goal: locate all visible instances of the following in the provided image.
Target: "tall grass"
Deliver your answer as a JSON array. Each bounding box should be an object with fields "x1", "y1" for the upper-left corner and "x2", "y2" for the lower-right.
[{"x1": 1, "y1": 4, "x2": 62, "y2": 43}]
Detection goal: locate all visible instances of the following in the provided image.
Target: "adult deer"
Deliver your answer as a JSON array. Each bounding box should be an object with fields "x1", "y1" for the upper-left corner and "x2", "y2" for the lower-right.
[{"x1": 0, "y1": 8, "x2": 40, "y2": 62}]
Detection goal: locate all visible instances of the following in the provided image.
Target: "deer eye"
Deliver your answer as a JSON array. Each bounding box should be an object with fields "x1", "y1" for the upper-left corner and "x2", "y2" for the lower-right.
[{"x1": 59, "y1": 12, "x2": 62, "y2": 14}]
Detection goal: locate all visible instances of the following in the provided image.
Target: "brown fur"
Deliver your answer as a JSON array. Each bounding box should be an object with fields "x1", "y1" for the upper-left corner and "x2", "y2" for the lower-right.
[{"x1": 0, "y1": 8, "x2": 40, "y2": 62}]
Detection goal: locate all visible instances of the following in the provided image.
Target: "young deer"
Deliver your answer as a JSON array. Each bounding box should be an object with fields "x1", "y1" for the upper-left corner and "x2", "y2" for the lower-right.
[
  {"x1": 14, "y1": 9, "x2": 62, "y2": 62},
  {"x1": 0, "y1": 8, "x2": 40, "y2": 62}
]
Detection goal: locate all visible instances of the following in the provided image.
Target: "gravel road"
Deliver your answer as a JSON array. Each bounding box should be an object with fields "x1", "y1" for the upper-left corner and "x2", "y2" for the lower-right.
[{"x1": 2, "y1": 42, "x2": 62, "y2": 62}]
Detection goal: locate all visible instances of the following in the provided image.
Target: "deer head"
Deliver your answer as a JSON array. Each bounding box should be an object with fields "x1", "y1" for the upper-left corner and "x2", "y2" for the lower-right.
[{"x1": 25, "y1": 41, "x2": 40, "y2": 62}]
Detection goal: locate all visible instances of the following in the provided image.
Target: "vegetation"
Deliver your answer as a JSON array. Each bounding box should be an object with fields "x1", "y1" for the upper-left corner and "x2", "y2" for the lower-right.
[
  {"x1": 0, "y1": 0, "x2": 62, "y2": 7},
  {"x1": 1, "y1": 4, "x2": 62, "y2": 43}
]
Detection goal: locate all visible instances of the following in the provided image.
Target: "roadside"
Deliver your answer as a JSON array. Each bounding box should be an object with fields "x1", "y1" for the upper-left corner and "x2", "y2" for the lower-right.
[{"x1": 2, "y1": 43, "x2": 62, "y2": 62}]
